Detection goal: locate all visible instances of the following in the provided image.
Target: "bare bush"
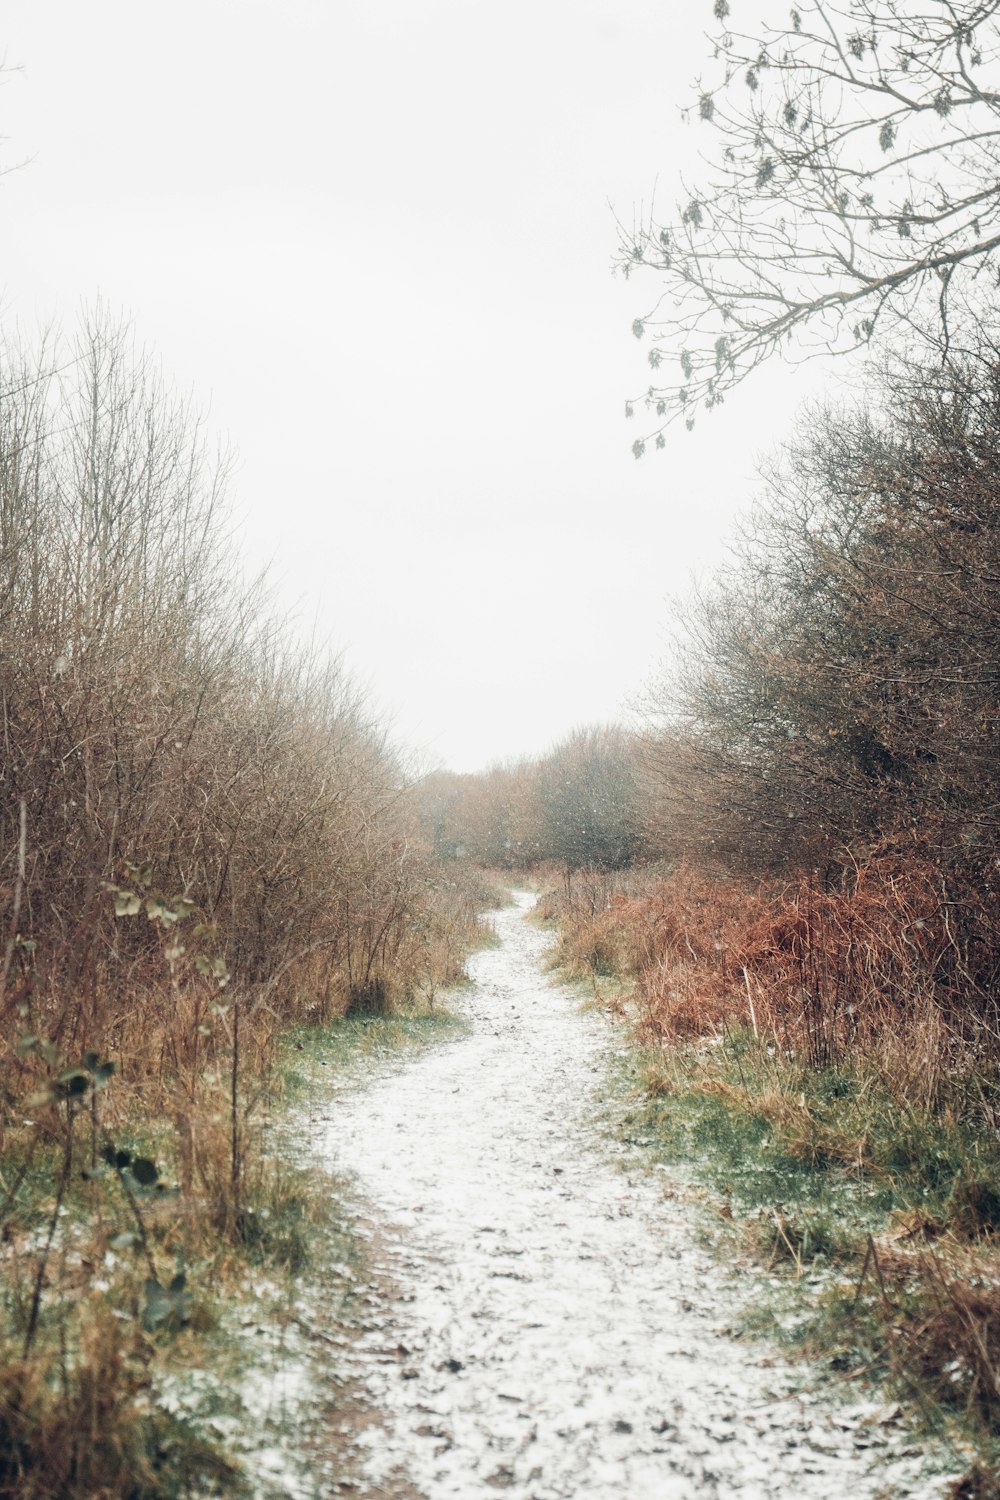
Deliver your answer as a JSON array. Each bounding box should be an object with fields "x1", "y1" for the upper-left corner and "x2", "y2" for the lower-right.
[
  {"x1": 0, "y1": 311, "x2": 474, "y2": 1057},
  {"x1": 645, "y1": 350, "x2": 1000, "y2": 886}
]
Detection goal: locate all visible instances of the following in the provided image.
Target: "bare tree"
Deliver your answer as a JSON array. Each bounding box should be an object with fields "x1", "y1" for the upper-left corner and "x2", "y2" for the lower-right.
[{"x1": 620, "y1": 0, "x2": 1000, "y2": 449}]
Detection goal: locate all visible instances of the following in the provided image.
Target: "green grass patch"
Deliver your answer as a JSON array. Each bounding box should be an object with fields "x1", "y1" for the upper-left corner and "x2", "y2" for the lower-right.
[
  {"x1": 606, "y1": 1033, "x2": 1000, "y2": 1486},
  {"x1": 280, "y1": 1008, "x2": 468, "y2": 1101},
  {"x1": 621, "y1": 1035, "x2": 1000, "y2": 1233}
]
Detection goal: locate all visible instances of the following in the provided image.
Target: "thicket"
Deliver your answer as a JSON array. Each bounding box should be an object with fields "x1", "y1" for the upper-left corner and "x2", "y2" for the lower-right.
[
  {"x1": 634, "y1": 351, "x2": 1000, "y2": 1079},
  {"x1": 0, "y1": 314, "x2": 485, "y2": 1497}
]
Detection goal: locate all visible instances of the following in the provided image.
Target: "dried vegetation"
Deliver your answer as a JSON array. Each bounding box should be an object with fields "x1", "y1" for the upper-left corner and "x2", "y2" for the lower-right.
[{"x1": 0, "y1": 314, "x2": 491, "y2": 1497}]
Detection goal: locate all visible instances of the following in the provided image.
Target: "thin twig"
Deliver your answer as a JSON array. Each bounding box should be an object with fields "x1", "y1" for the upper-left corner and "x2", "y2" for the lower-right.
[{"x1": 1, "y1": 798, "x2": 28, "y2": 1006}]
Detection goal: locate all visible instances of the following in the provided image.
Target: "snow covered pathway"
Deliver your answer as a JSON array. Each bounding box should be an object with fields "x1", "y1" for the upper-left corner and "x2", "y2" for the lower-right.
[{"x1": 310, "y1": 892, "x2": 941, "y2": 1500}]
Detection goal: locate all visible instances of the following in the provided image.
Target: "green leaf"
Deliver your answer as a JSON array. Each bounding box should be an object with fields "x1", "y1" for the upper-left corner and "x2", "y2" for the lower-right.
[
  {"x1": 130, "y1": 1157, "x2": 159, "y2": 1187},
  {"x1": 170, "y1": 1286, "x2": 192, "y2": 1321},
  {"x1": 141, "y1": 1273, "x2": 192, "y2": 1331},
  {"x1": 82, "y1": 1051, "x2": 100, "y2": 1071},
  {"x1": 109, "y1": 1231, "x2": 138, "y2": 1250},
  {"x1": 142, "y1": 1279, "x2": 171, "y2": 1331},
  {"x1": 15, "y1": 1034, "x2": 39, "y2": 1057},
  {"x1": 114, "y1": 890, "x2": 142, "y2": 917}
]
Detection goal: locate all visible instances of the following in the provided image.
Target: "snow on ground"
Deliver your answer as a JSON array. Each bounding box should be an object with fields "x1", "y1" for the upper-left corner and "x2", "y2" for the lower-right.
[{"x1": 307, "y1": 892, "x2": 951, "y2": 1500}]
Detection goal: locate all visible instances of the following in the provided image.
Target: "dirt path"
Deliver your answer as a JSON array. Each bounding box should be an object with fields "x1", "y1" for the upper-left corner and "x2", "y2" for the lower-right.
[{"x1": 310, "y1": 893, "x2": 943, "y2": 1500}]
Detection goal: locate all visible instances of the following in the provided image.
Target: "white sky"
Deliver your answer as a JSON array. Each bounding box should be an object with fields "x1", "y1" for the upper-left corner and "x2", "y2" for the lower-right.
[{"x1": 2, "y1": 0, "x2": 830, "y2": 772}]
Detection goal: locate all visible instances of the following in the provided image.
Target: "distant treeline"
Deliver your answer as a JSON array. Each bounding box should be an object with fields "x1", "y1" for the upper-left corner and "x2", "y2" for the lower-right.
[{"x1": 416, "y1": 723, "x2": 646, "y2": 873}]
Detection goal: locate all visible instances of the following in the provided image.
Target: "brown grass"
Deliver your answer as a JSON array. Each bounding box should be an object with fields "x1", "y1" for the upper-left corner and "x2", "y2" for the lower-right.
[
  {"x1": 0, "y1": 314, "x2": 495, "y2": 1494},
  {"x1": 550, "y1": 857, "x2": 1000, "y2": 1115}
]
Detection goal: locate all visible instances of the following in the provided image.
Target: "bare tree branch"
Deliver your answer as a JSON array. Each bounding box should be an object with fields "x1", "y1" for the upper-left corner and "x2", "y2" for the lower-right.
[{"x1": 620, "y1": 0, "x2": 1000, "y2": 450}]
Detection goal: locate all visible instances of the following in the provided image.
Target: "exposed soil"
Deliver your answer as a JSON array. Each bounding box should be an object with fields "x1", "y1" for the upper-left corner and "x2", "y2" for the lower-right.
[{"x1": 307, "y1": 893, "x2": 946, "y2": 1500}]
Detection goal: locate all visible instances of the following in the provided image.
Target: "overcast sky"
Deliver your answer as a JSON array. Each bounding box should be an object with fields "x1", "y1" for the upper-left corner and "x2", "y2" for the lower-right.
[{"x1": 2, "y1": 0, "x2": 828, "y2": 771}]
